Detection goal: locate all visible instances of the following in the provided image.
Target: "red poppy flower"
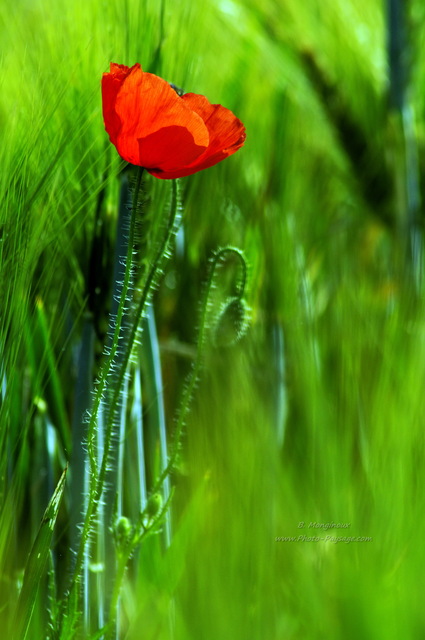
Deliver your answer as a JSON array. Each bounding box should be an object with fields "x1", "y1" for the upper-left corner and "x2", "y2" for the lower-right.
[{"x1": 102, "y1": 63, "x2": 246, "y2": 179}]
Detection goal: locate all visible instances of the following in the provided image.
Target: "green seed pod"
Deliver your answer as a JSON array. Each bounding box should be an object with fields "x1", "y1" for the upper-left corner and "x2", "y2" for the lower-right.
[{"x1": 213, "y1": 297, "x2": 249, "y2": 347}]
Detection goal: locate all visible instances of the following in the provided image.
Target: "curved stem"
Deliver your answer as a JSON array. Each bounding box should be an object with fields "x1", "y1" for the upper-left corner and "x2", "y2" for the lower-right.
[{"x1": 153, "y1": 246, "x2": 247, "y2": 492}]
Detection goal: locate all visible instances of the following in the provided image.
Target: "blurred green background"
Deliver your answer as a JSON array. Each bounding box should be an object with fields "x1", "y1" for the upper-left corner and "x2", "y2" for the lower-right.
[{"x1": 1, "y1": 0, "x2": 425, "y2": 638}]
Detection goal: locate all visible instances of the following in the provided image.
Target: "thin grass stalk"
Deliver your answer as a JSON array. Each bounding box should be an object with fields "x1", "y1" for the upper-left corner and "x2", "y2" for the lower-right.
[
  {"x1": 70, "y1": 317, "x2": 95, "y2": 559},
  {"x1": 115, "y1": 363, "x2": 147, "y2": 597},
  {"x1": 400, "y1": 103, "x2": 422, "y2": 288},
  {"x1": 270, "y1": 322, "x2": 287, "y2": 448},
  {"x1": 387, "y1": 0, "x2": 422, "y2": 284},
  {"x1": 113, "y1": 373, "x2": 129, "y2": 640},
  {"x1": 116, "y1": 374, "x2": 130, "y2": 517},
  {"x1": 131, "y1": 365, "x2": 147, "y2": 512},
  {"x1": 44, "y1": 416, "x2": 57, "y2": 499},
  {"x1": 140, "y1": 306, "x2": 171, "y2": 546},
  {"x1": 0, "y1": 350, "x2": 8, "y2": 506}
]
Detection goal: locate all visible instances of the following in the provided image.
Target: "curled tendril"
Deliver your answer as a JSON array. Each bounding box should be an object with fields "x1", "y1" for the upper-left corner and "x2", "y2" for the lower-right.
[
  {"x1": 152, "y1": 246, "x2": 249, "y2": 493},
  {"x1": 213, "y1": 296, "x2": 249, "y2": 347}
]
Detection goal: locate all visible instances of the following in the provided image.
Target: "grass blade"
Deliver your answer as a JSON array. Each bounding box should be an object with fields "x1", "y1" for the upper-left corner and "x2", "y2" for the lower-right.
[{"x1": 13, "y1": 465, "x2": 68, "y2": 640}]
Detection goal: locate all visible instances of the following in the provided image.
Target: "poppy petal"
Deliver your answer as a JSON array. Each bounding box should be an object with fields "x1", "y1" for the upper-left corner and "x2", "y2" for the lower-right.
[
  {"x1": 148, "y1": 94, "x2": 246, "y2": 179},
  {"x1": 183, "y1": 93, "x2": 246, "y2": 152},
  {"x1": 104, "y1": 65, "x2": 209, "y2": 167},
  {"x1": 138, "y1": 126, "x2": 208, "y2": 172},
  {"x1": 102, "y1": 63, "x2": 138, "y2": 147},
  {"x1": 102, "y1": 63, "x2": 245, "y2": 178}
]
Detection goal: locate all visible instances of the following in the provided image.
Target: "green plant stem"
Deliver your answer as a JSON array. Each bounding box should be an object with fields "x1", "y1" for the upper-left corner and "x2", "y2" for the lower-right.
[
  {"x1": 105, "y1": 553, "x2": 128, "y2": 640},
  {"x1": 97, "y1": 180, "x2": 180, "y2": 634},
  {"x1": 140, "y1": 306, "x2": 171, "y2": 546},
  {"x1": 101, "y1": 179, "x2": 181, "y2": 495},
  {"x1": 104, "y1": 488, "x2": 174, "y2": 640},
  {"x1": 153, "y1": 246, "x2": 247, "y2": 492},
  {"x1": 67, "y1": 166, "x2": 144, "y2": 607},
  {"x1": 102, "y1": 170, "x2": 135, "y2": 627}
]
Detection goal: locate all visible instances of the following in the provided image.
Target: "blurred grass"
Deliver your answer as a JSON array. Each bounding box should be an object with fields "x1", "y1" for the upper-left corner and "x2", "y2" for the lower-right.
[{"x1": 1, "y1": 0, "x2": 425, "y2": 638}]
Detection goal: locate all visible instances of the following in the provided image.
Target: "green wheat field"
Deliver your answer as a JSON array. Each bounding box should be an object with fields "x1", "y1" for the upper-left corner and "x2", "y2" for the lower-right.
[{"x1": 2, "y1": 0, "x2": 425, "y2": 638}]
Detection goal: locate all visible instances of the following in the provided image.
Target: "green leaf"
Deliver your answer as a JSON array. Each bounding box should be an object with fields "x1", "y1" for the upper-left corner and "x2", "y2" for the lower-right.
[{"x1": 13, "y1": 465, "x2": 68, "y2": 640}]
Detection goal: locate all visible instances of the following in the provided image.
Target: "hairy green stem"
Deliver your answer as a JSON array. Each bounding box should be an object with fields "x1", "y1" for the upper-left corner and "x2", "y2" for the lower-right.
[
  {"x1": 153, "y1": 246, "x2": 247, "y2": 492},
  {"x1": 105, "y1": 553, "x2": 128, "y2": 640},
  {"x1": 67, "y1": 166, "x2": 144, "y2": 605},
  {"x1": 100, "y1": 179, "x2": 181, "y2": 492}
]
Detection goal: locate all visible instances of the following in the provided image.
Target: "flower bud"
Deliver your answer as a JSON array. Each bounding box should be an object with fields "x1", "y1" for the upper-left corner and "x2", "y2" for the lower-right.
[
  {"x1": 145, "y1": 493, "x2": 163, "y2": 519},
  {"x1": 113, "y1": 516, "x2": 132, "y2": 546}
]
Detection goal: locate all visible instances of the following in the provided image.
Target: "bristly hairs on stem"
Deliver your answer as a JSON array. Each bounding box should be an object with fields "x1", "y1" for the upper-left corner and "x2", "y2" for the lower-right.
[
  {"x1": 65, "y1": 167, "x2": 145, "y2": 608},
  {"x1": 92, "y1": 488, "x2": 175, "y2": 640},
  {"x1": 99, "y1": 244, "x2": 248, "y2": 635},
  {"x1": 100, "y1": 179, "x2": 182, "y2": 463},
  {"x1": 64, "y1": 176, "x2": 182, "y2": 625},
  {"x1": 152, "y1": 246, "x2": 249, "y2": 493}
]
